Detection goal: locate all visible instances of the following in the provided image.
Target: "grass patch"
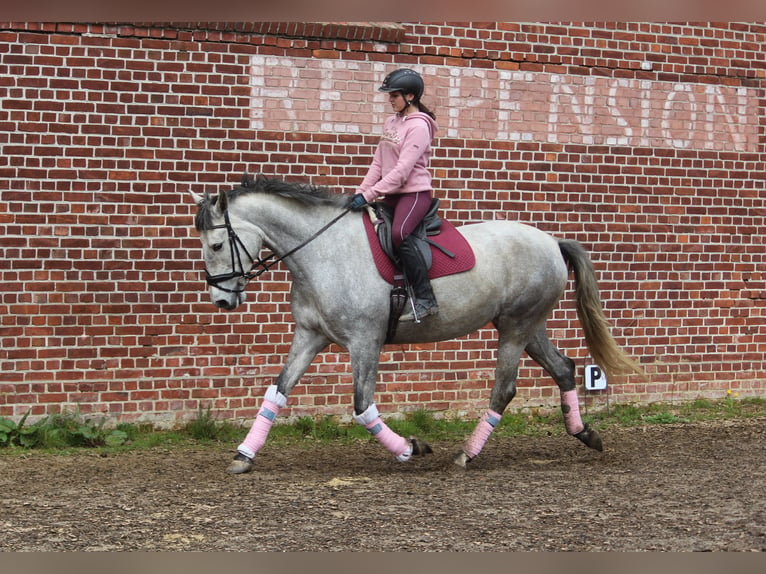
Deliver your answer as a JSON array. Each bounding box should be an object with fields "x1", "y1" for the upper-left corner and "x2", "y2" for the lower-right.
[
  {"x1": 1, "y1": 409, "x2": 129, "y2": 449},
  {"x1": 182, "y1": 406, "x2": 242, "y2": 443},
  {"x1": 642, "y1": 412, "x2": 690, "y2": 425},
  {"x1": 388, "y1": 409, "x2": 466, "y2": 441},
  {"x1": 1, "y1": 396, "x2": 763, "y2": 456},
  {"x1": 584, "y1": 395, "x2": 765, "y2": 430},
  {"x1": 270, "y1": 415, "x2": 368, "y2": 444}
]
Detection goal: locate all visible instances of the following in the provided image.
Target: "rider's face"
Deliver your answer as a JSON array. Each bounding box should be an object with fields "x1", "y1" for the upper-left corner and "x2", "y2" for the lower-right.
[{"x1": 388, "y1": 91, "x2": 411, "y2": 114}]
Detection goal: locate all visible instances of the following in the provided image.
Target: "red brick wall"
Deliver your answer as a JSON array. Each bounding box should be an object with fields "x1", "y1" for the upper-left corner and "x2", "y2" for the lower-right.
[{"x1": 1, "y1": 22, "x2": 764, "y2": 426}]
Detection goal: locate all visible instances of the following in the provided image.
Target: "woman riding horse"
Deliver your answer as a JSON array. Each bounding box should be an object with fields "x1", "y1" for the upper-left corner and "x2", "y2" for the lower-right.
[{"x1": 347, "y1": 68, "x2": 439, "y2": 322}]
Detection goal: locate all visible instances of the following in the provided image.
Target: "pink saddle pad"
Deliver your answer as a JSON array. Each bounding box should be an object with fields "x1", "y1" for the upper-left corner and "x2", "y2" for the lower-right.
[{"x1": 363, "y1": 214, "x2": 476, "y2": 285}]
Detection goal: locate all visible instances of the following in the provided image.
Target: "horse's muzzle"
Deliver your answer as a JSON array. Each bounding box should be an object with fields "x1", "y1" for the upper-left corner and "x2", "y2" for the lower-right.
[
  {"x1": 215, "y1": 298, "x2": 239, "y2": 311},
  {"x1": 210, "y1": 285, "x2": 246, "y2": 310}
]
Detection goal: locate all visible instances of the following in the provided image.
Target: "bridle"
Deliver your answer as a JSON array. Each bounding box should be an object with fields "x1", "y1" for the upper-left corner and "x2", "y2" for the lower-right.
[{"x1": 204, "y1": 206, "x2": 352, "y2": 294}]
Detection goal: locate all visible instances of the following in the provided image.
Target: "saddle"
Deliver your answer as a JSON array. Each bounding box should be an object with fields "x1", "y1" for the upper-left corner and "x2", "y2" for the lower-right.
[
  {"x1": 362, "y1": 199, "x2": 476, "y2": 341},
  {"x1": 367, "y1": 199, "x2": 445, "y2": 271}
]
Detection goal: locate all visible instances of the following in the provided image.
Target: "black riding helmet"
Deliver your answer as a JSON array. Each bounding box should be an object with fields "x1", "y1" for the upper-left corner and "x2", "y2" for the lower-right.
[{"x1": 379, "y1": 68, "x2": 424, "y2": 101}]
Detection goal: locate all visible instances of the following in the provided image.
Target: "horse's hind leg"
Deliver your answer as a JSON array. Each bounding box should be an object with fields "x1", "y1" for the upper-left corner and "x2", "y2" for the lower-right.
[
  {"x1": 454, "y1": 332, "x2": 525, "y2": 468},
  {"x1": 524, "y1": 328, "x2": 603, "y2": 452}
]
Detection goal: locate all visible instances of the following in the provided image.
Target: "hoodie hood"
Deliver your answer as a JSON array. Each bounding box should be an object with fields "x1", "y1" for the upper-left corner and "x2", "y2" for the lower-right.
[{"x1": 404, "y1": 111, "x2": 437, "y2": 140}]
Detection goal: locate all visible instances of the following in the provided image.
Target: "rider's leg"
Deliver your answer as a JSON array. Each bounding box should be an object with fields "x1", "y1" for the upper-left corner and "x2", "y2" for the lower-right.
[
  {"x1": 387, "y1": 191, "x2": 433, "y2": 249},
  {"x1": 397, "y1": 236, "x2": 438, "y2": 321},
  {"x1": 388, "y1": 191, "x2": 438, "y2": 322}
]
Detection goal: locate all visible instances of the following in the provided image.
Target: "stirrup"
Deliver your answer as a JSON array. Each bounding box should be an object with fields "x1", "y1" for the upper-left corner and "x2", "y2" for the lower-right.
[{"x1": 400, "y1": 301, "x2": 439, "y2": 323}]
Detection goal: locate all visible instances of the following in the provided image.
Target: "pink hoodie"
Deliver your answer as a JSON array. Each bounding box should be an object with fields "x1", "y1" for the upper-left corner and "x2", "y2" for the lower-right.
[{"x1": 357, "y1": 111, "x2": 438, "y2": 203}]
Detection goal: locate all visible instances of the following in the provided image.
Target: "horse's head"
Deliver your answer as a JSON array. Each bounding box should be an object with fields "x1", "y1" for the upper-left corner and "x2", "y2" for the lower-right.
[
  {"x1": 190, "y1": 185, "x2": 262, "y2": 310},
  {"x1": 192, "y1": 173, "x2": 349, "y2": 310}
]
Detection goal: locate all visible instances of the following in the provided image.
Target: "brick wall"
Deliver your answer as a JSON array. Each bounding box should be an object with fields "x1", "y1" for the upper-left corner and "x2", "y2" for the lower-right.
[{"x1": 1, "y1": 22, "x2": 764, "y2": 426}]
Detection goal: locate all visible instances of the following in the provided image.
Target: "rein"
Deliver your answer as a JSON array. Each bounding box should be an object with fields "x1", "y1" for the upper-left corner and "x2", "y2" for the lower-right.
[{"x1": 205, "y1": 206, "x2": 352, "y2": 293}]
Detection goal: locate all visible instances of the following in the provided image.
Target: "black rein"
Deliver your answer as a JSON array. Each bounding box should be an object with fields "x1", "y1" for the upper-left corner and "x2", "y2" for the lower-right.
[{"x1": 205, "y1": 206, "x2": 352, "y2": 294}]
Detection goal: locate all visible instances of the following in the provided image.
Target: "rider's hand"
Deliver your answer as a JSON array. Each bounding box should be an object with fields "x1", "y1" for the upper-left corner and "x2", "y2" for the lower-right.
[{"x1": 346, "y1": 193, "x2": 368, "y2": 211}]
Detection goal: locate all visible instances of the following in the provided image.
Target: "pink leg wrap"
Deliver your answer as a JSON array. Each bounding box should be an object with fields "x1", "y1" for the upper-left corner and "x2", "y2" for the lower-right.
[
  {"x1": 366, "y1": 418, "x2": 410, "y2": 459},
  {"x1": 464, "y1": 409, "x2": 502, "y2": 459},
  {"x1": 561, "y1": 389, "x2": 585, "y2": 435},
  {"x1": 238, "y1": 399, "x2": 280, "y2": 457},
  {"x1": 237, "y1": 385, "x2": 287, "y2": 458},
  {"x1": 353, "y1": 404, "x2": 412, "y2": 461}
]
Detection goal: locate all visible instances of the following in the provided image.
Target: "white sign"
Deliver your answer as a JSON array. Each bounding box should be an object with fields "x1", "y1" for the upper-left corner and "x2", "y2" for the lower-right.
[{"x1": 584, "y1": 364, "x2": 607, "y2": 391}]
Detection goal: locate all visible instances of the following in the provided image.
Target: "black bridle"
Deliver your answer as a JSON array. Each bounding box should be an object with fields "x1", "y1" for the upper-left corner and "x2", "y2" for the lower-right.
[{"x1": 204, "y1": 206, "x2": 352, "y2": 294}]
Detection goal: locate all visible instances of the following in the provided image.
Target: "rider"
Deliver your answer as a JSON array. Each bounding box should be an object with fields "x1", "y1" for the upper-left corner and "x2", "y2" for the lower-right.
[{"x1": 347, "y1": 68, "x2": 439, "y2": 321}]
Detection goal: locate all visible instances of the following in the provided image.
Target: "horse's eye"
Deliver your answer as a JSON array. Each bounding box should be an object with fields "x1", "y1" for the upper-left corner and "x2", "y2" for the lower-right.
[{"x1": 211, "y1": 242, "x2": 224, "y2": 252}]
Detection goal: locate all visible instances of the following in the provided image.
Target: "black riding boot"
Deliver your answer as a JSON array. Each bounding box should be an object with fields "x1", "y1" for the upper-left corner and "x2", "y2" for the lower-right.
[{"x1": 397, "y1": 235, "x2": 438, "y2": 322}]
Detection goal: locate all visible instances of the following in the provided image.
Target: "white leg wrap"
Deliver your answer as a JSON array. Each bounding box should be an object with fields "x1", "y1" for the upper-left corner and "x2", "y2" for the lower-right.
[
  {"x1": 264, "y1": 384, "x2": 288, "y2": 408},
  {"x1": 352, "y1": 403, "x2": 380, "y2": 426},
  {"x1": 396, "y1": 445, "x2": 413, "y2": 462}
]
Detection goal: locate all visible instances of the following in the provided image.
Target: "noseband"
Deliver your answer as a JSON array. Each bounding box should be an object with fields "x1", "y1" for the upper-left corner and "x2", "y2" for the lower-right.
[{"x1": 204, "y1": 206, "x2": 351, "y2": 294}]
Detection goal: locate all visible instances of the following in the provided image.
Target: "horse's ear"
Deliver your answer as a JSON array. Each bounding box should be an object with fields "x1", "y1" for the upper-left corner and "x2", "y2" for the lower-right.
[
  {"x1": 189, "y1": 190, "x2": 204, "y2": 205},
  {"x1": 218, "y1": 190, "x2": 229, "y2": 212}
]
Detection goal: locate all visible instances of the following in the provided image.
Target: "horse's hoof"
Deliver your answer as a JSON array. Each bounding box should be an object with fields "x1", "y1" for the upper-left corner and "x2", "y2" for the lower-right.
[
  {"x1": 453, "y1": 451, "x2": 471, "y2": 468},
  {"x1": 410, "y1": 436, "x2": 433, "y2": 456},
  {"x1": 226, "y1": 452, "x2": 254, "y2": 474},
  {"x1": 574, "y1": 424, "x2": 603, "y2": 452}
]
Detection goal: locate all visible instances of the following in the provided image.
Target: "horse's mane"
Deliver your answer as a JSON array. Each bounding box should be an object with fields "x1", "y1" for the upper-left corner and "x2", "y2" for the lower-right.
[{"x1": 195, "y1": 174, "x2": 347, "y2": 231}]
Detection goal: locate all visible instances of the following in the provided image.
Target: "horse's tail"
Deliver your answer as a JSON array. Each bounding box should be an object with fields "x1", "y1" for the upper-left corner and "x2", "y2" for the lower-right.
[{"x1": 558, "y1": 238, "x2": 645, "y2": 380}]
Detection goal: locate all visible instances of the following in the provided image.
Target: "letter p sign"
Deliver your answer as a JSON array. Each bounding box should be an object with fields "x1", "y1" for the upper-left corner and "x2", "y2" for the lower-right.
[{"x1": 584, "y1": 364, "x2": 607, "y2": 390}]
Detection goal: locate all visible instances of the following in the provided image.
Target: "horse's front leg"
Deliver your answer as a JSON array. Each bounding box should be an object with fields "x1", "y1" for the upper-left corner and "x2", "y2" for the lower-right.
[
  {"x1": 227, "y1": 327, "x2": 329, "y2": 474},
  {"x1": 350, "y1": 344, "x2": 432, "y2": 462}
]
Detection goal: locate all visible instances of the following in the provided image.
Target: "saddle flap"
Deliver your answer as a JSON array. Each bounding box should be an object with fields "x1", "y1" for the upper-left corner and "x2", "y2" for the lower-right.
[{"x1": 363, "y1": 200, "x2": 476, "y2": 286}]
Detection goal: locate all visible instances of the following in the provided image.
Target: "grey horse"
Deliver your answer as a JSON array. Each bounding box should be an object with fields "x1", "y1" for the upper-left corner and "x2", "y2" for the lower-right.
[{"x1": 191, "y1": 175, "x2": 643, "y2": 473}]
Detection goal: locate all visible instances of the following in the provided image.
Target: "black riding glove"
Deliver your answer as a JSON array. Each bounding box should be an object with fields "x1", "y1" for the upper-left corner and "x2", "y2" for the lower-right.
[{"x1": 347, "y1": 193, "x2": 367, "y2": 210}]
